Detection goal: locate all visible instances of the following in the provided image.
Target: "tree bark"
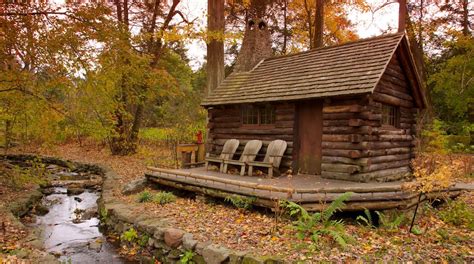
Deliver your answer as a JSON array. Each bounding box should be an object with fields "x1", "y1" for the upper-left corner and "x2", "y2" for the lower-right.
[
  {"x1": 282, "y1": 0, "x2": 288, "y2": 54},
  {"x1": 462, "y1": 0, "x2": 470, "y2": 36},
  {"x1": 206, "y1": 0, "x2": 225, "y2": 96},
  {"x1": 303, "y1": 0, "x2": 313, "y2": 49},
  {"x1": 313, "y1": 0, "x2": 324, "y2": 48},
  {"x1": 398, "y1": 0, "x2": 407, "y2": 33}
]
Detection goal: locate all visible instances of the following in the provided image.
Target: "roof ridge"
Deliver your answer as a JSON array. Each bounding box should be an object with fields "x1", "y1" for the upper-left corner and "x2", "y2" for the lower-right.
[{"x1": 264, "y1": 32, "x2": 405, "y2": 62}]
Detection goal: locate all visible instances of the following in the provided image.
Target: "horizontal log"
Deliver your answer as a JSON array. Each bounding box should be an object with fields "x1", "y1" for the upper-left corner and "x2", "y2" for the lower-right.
[
  {"x1": 275, "y1": 120, "x2": 294, "y2": 128},
  {"x1": 212, "y1": 127, "x2": 293, "y2": 135},
  {"x1": 322, "y1": 163, "x2": 361, "y2": 173},
  {"x1": 323, "y1": 112, "x2": 381, "y2": 121},
  {"x1": 323, "y1": 119, "x2": 349, "y2": 126},
  {"x1": 379, "y1": 135, "x2": 414, "y2": 141},
  {"x1": 213, "y1": 134, "x2": 294, "y2": 141},
  {"x1": 323, "y1": 105, "x2": 364, "y2": 113},
  {"x1": 377, "y1": 83, "x2": 413, "y2": 101},
  {"x1": 372, "y1": 93, "x2": 413, "y2": 108},
  {"x1": 348, "y1": 119, "x2": 380, "y2": 127},
  {"x1": 322, "y1": 142, "x2": 363, "y2": 150},
  {"x1": 323, "y1": 112, "x2": 356, "y2": 120},
  {"x1": 323, "y1": 126, "x2": 373, "y2": 135},
  {"x1": 275, "y1": 108, "x2": 295, "y2": 115},
  {"x1": 358, "y1": 154, "x2": 411, "y2": 165},
  {"x1": 363, "y1": 147, "x2": 411, "y2": 157},
  {"x1": 356, "y1": 166, "x2": 411, "y2": 182},
  {"x1": 322, "y1": 156, "x2": 357, "y2": 165},
  {"x1": 322, "y1": 149, "x2": 362, "y2": 158},
  {"x1": 362, "y1": 160, "x2": 411, "y2": 172},
  {"x1": 275, "y1": 114, "x2": 295, "y2": 122}
]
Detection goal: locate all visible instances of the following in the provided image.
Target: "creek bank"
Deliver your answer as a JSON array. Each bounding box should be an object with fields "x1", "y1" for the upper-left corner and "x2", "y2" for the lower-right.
[
  {"x1": 1, "y1": 154, "x2": 132, "y2": 263},
  {"x1": 99, "y1": 167, "x2": 284, "y2": 263}
]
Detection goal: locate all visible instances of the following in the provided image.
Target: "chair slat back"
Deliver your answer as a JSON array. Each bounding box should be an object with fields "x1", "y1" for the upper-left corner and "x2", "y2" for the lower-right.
[
  {"x1": 239, "y1": 140, "x2": 263, "y2": 162},
  {"x1": 263, "y1": 140, "x2": 287, "y2": 167},
  {"x1": 219, "y1": 139, "x2": 240, "y2": 160}
]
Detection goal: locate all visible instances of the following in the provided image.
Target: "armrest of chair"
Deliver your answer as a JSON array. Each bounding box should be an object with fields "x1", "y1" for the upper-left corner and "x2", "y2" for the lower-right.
[
  {"x1": 247, "y1": 161, "x2": 272, "y2": 167},
  {"x1": 224, "y1": 160, "x2": 245, "y2": 165}
]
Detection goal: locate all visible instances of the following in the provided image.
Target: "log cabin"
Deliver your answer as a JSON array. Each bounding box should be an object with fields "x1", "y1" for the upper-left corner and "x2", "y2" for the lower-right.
[{"x1": 201, "y1": 20, "x2": 427, "y2": 182}]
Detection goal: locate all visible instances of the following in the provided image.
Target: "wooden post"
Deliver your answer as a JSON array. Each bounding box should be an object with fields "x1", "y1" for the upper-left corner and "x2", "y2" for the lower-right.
[
  {"x1": 206, "y1": 0, "x2": 225, "y2": 96},
  {"x1": 398, "y1": 0, "x2": 407, "y2": 33}
]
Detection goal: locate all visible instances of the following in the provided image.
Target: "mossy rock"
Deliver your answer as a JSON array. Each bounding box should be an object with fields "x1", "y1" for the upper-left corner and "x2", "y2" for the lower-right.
[{"x1": 191, "y1": 255, "x2": 206, "y2": 264}]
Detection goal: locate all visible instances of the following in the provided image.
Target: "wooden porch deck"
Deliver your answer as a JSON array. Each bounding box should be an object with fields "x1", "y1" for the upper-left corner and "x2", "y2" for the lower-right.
[{"x1": 146, "y1": 166, "x2": 472, "y2": 211}]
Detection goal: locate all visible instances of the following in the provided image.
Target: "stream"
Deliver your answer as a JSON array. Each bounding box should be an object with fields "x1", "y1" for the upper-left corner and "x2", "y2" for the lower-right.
[{"x1": 17, "y1": 163, "x2": 138, "y2": 264}]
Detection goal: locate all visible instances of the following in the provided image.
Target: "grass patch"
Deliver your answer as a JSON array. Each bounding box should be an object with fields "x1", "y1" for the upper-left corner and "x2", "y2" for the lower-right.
[
  {"x1": 139, "y1": 128, "x2": 171, "y2": 142},
  {"x1": 153, "y1": 192, "x2": 177, "y2": 205},
  {"x1": 438, "y1": 199, "x2": 474, "y2": 230},
  {"x1": 137, "y1": 191, "x2": 154, "y2": 203}
]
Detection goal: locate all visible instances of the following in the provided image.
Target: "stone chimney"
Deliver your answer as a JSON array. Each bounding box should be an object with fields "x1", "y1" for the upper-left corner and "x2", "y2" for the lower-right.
[{"x1": 234, "y1": 19, "x2": 272, "y2": 72}]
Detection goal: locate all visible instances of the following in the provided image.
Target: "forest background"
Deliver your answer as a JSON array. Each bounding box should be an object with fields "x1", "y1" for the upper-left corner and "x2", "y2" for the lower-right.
[{"x1": 0, "y1": 0, "x2": 472, "y2": 156}]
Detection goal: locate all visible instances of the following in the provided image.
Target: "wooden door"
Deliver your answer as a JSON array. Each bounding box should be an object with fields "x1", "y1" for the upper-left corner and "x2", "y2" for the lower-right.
[{"x1": 297, "y1": 100, "x2": 323, "y2": 174}]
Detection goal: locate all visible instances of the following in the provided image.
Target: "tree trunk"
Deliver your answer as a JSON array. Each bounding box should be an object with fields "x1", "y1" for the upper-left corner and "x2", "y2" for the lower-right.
[
  {"x1": 206, "y1": 0, "x2": 225, "y2": 96},
  {"x1": 462, "y1": 0, "x2": 469, "y2": 36},
  {"x1": 398, "y1": 0, "x2": 407, "y2": 33},
  {"x1": 303, "y1": 0, "x2": 313, "y2": 49},
  {"x1": 282, "y1": 0, "x2": 288, "y2": 54},
  {"x1": 313, "y1": 0, "x2": 324, "y2": 48}
]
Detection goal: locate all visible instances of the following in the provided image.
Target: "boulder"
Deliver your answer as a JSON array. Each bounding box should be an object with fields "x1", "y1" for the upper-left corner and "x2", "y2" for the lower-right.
[
  {"x1": 163, "y1": 228, "x2": 184, "y2": 248},
  {"x1": 182, "y1": 233, "x2": 198, "y2": 250},
  {"x1": 202, "y1": 245, "x2": 231, "y2": 264},
  {"x1": 121, "y1": 178, "x2": 147, "y2": 195},
  {"x1": 229, "y1": 251, "x2": 248, "y2": 264}
]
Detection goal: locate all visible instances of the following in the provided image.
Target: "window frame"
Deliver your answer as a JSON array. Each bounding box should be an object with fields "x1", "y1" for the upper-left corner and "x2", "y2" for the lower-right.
[
  {"x1": 241, "y1": 104, "x2": 276, "y2": 128},
  {"x1": 381, "y1": 104, "x2": 401, "y2": 128}
]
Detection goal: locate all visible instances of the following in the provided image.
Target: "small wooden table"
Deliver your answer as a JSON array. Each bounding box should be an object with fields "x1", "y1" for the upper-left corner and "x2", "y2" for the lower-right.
[{"x1": 177, "y1": 143, "x2": 205, "y2": 168}]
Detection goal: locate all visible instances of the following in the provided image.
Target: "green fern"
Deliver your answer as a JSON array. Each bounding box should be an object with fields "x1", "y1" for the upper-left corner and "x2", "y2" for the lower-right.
[
  {"x1": 376, "y1": 211, "x2": 405, "y2": 230},
  {"x1": 321, "y1": 192, "x2": 353, "y2": 223},
  {"x1": 281, "y1": 192, "x2": 354, "y2": 248},
  {"x1": 356, "y1": 208, "x2": 375, "y2": 228}
]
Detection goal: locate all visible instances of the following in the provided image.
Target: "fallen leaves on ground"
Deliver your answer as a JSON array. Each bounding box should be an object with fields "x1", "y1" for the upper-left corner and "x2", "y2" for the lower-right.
[{"x1": 10, "y1": 142, "x2": 474, "y2": 262}]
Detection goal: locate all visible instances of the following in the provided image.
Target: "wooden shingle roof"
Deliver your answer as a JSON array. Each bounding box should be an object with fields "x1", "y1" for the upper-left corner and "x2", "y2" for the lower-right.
[{"x1": 202, "y1": 33, "x2": 409, "y2": 106}]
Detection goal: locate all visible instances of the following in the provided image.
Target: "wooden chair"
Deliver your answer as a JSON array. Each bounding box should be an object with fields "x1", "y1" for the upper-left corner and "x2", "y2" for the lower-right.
[
  {"x1": 247, "y1": 139, "x2": 287, "y2": 178},
  {"x1": 223, "y1": 140, "x2": 263, "y2": 176},
  {"x1": 205, "y1": 139, "x2": 240, "y2": 172}
]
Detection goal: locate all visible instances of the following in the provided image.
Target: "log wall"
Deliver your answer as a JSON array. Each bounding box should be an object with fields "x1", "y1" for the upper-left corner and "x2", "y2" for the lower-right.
[
  {"x1": 206, "y1": 53, "x2": 419, "y2": 182},
  {"x1": 207, "y1": 103, "x2": 295, "y2": 169},
  {"x1": 321, "y1": 54, "x2": 417, "y2": 182}
]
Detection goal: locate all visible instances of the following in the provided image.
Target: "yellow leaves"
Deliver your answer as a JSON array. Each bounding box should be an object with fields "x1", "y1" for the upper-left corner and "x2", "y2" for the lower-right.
[{"x1": 408, "y1": 152, "x2": 466, "y2": 193}]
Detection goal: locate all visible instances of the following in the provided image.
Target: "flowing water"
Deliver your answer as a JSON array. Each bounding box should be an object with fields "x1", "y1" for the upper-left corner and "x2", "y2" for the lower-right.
[{"x1": 32, "y1": 187, "x2": 133, "y2": 263}]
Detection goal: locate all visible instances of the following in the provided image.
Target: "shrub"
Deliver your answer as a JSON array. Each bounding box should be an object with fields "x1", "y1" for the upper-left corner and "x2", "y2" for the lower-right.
[
  {"x1": 180, "y1": 250, "x2": 195, "y2": 264},
  {"x1": 281, "y1": 192, "x2": 354, "y2": 248},
  {"x1": 137, "y1": 234, "x2": 150, "y2": 247},
  {"x1": 438, "y1": 199, "x2": 474, "y2": 230},
  {"x1": 3, "y1": 158, "x2": 48, "y2": 189},
  {"x1": 153, "y1": 191, "x2": 177, "y2": 205},
  {"x1": 224, "y1": 195, "x2": 256, "y2": 210},
  {"x1": 409, "y1": 153, "x2": 465, "y2": 193},
  {"x1": 137, "y1": 191, "x2": 153, "y2": 203},
  {"x1": 121, "y1": 228, "x2": 138, "y2": 243}
]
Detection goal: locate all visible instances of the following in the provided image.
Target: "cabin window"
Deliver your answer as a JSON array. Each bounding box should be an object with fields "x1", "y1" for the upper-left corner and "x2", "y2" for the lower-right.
[
  {"x1": 382, "y1": 104, "x2": 400, "y2": 128},
  {"x1": 242, "y1": 105, "x2": 275, "y2": 126}
]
